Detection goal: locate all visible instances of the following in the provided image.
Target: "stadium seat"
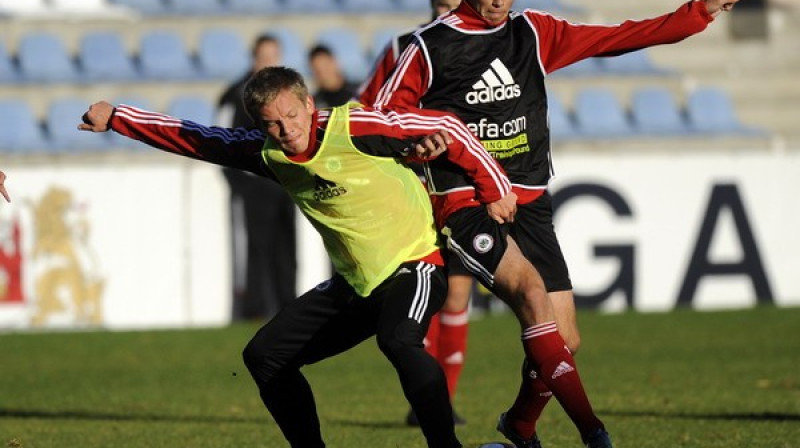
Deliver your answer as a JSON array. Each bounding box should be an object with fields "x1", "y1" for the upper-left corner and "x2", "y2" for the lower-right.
[
  {"x1": 550, "y1": 57, "x2": 602, "y2": 77},
  {"x1": 107, "y1": 0, "x2": 167, "y2": 15},
  {"x1": 370, "y1": 28, "x2": 406, "y2": 60},
  {"x1": 394, "y1": 0, "x2": 430, "y2": 13},
  {"x1": 17, "y1": 32, "x2": 80, "y2": 83},
  {"x1": 0, "y1": 40, "x2": 19, "y2": 83},
  {"x1": 169, "y1": 0, "x2": 224, "y2": 15},
  {"x1": 138, "y1": 31, "x2": 198, "y2": 80},
  {"x1": 514, "y1": 0, "x2": 586, "y2": 14},
  {"x1": 598, "y1": 49, "x2": 671, "y2": 76},
  {"x1": 573, "y1": 88, "x2": 634, "y2": 138},
  {"x1": 315, "y1": 28, "x2": 370, "y2": 83},
  {"x1": 686, "y1": 86, "x2": 757, "y2": 135},
  {"x1": 79, "y1": 31, "x2": 138, "y2": 81},
  {"x1": 197, "y1": 29, "x2": 250, "y2": 80},
  {"x1": 283, "y1": 0, "x2": 339, "y2": 13},
  {"x1": 0, "y1": 100, "x2": 49, "y2": 152},
  {"x1": 630, "y1": 87, "x2": 689, "y2": 135},
  {"x1": 226, "y1": 0, "x2": 283, "y2": 14},
  {"x1": 339, "y1": 0, "x2": 396, "y2": 13},
  {"x1": 167, "y1": 96, "x2": 215, "y2": 126},
  {"x1": 268, "y1": 27, "x2": 309, "y2": 77},
  {"x1": 47, "y1": 98, "x2": 112, "y2": 151},
  {"x1": 546, "y1": 92, "x2": 576, "y2": 140}
]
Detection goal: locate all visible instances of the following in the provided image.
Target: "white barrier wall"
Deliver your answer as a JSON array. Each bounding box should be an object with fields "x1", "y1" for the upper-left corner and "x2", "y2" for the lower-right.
[
  {"x1": 1, "y1": 146, "x2": 798, "y2": 330},
  {"x1": 552, "y1": 149, "x2": 800, "y2": 311}
]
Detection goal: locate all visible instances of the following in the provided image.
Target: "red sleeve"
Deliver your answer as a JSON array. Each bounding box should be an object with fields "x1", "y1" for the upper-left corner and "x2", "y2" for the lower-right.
[
  {"x1": 349, "y1": 107, "x2": 511, "y2": 204},
  {"x1": 371, "y1": 39, "x2": 429, "y2": 110},
  {"x1": 111, "y1": 104, "x2": 268, "y2": 175},
  {"x1": 357, "y1": 43, "x2": 397, "y2": 107},
  {"x1": 526, "y1": 1, "x2": 713, "y2": 74}
]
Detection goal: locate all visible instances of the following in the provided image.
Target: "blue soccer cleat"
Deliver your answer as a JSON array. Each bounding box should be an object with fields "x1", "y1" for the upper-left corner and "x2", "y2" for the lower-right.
[
  {"x1": 584, "y1": 428, "x2": 613, "y2": 448},
  {"x1": 496, "y1": 412, "x2": 542, "y2": 448}
]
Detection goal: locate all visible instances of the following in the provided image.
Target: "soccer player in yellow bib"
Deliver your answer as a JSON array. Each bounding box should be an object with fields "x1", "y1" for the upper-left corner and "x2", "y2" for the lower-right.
[{"x1": 79, "y1": 66, "x2": 515, "y2": 448}]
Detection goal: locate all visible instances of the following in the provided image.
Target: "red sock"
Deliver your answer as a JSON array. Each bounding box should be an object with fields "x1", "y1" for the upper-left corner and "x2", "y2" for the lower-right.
[
  {"x1": 437, "y1": 309, "x2": 469, "y2": 398},
  {"x1": 508, "y1": 359, "x2": 553, "y2": 438},
  {"x1": 424, "y1": 313, "x2": 440, "y2": 359},
  {"x1": 519, "y1": 322, "x2": 603, "y2": 440}
]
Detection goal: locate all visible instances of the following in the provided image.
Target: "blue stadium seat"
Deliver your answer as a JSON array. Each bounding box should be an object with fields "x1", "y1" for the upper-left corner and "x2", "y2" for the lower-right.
[
  {"x1": 226, "y1": 0, "x2": 283, "y2": 14},
  {"x1": 0, "y1": 100, "x2": 49, "y2": 152},
  {"x1": 547, "y1": 92, "x2": 576, "y2": 140},
  {"x1": 169, "y1": 0, "x2": 224, "y2": 15},
  {"x1": 686, "y1": 86, "x2": 756, "y2": 135},
  {"x1": 108, "y1": 0, "x2": 167, "y2": 15},
  {"x1": 315, "y1": 28, "x2": 370, "y2": 82},
  {"x1": 630, "y1": 87, "x2": 689, "y2": 135},
  {"x1": 197, "y1": 29, "x2": 250, "y2": 80},
  {"x1": 167, "y1": 96, "x2": 215, "y2": 126},
  {"x1": 269, "y1": 27, "x2": 309, "y2": 77},
  {"x1": 394, "y1": 0, "x2": 430, "y2": 13},
  {"x1": 339, "y1": 0, "x2": 396, "y2": 13},
  {"x1": 573, "y1": 88, "x2": 634, "y2": 138},
  {"x1": 514, "y1": 0, "x2": 586, "y2": 14},
  {"x1": 598, "y1": 49, "x2": 671, "y2": 76},
  {"x1": 550, "y1": 57, "x2": 602, "y2": 77},
  {"x1": 283, "y1": 0, "x2": 339, "y2": 13},
  {"x1": 47, "y1": 98, "x2": 112, "y2": 151},
  {"x1": 138, "y1": 31, "x2": 198, "y2": 80},
  {"x1": 79, "y1": 31, "x2": 138, "y2": 81},
  {"x1": 17, "y1": 32, "x2": 80, "y2": 83},
  {"x1": 0, "y1": 40, "x2": 19, "y2": 83},
  {"x1": 370, "y1": 28, "x2": 405, "y2": 60}
]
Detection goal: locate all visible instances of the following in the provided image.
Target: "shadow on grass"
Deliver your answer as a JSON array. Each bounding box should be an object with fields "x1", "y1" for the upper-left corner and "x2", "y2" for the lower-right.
[
  {"x1": 0, "y1": 408, "x2": 264, "y2": 424},
  {"x1": 328, "y1": 418, "x2": 410, "y2": 429},
  {"x1": 605, "y1": 409, "x2": 800, "y2": 422}
]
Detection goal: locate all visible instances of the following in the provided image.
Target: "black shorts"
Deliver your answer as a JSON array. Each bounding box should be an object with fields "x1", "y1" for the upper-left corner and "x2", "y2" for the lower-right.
[
  {"x1": 510, "y1": 192, "x2": 572, "y2": 292},
  {"x1": 441, "y1": 205, "x2": 509, "y2": 290},
  {"x1": 244, "y1": 261, "x2": 447, "y2": 378}
]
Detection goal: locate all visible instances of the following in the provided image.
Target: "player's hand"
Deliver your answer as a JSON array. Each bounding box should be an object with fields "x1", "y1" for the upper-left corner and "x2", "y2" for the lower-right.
[
  {"x1": 487, "y1": 191, "x2": 517, "y2": 224},
  {"x1": 77, "y1": 101, "x2": 115, "y2": 132},
  {"x1": 701, "y1": 0, "x2": 739, "y2": 17},
  {"x1": 0, "y1": 170, "x2": 9, "y2": 203},
  {"x1": 415, "y1": 130, "x2": 452, "y2": 160}
]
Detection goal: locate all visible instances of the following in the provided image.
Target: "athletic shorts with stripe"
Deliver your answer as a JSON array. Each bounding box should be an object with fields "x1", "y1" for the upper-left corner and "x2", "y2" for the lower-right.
[
  {"x1": 441, "y1": 205, "x2": 509, "y2": 290},
  {"x1": 243, "y1": 260, "x2": 447, "y2": 382},
  {"x1": 510, "y1": 192, "x2": 572, "y2": 292}
]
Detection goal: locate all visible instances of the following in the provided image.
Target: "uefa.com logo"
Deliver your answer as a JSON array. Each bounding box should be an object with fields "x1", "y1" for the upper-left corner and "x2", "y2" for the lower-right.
[{"x1": 465, "y1": 58, "x2": 522, "y2": 105}]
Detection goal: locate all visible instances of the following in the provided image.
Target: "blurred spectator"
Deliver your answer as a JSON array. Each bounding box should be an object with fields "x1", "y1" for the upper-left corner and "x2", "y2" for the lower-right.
[
  {"x1": 217, "y1": 34, "x2": 297, "y2": 321},
  {"x1": 308, "y1": 44, "x2": 359, "y2": 108}
]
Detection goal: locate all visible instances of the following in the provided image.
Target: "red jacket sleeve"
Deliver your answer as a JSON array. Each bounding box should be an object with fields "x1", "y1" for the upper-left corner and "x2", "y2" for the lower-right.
[
  {"x1": 358, "y1": 42, "x2": 398, "y2": 107},
  {"x1": 371, "y1": 38, "x2": 429, "y2": 111},
  {"x1": 111, "y1": 104, "x2": 268, "y2": 175},
  {"x1": 527, "y1": 1, "x2": 714, "y2": 73},
  {"x1": 349, "y1": 107, "x2": 511, "y2": 204}
]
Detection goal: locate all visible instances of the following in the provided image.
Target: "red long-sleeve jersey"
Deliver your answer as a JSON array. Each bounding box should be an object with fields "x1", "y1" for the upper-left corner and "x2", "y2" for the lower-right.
[
  {"x1": 110, "y1": 103, "x2": 510, "y2": 228},
  {"x1": 370, "y1": 1, "x2": 714, "y2": 204}
]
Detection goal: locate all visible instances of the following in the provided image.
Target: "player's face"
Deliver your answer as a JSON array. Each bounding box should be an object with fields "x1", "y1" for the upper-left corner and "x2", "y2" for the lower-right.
[
  {"x1": 465, "y1": 0, "x2": 512, "y2": 24},
  {"x1": 260, "y1": 89, "x2": 316, "y2": 155},
  {"x1": 432, "y1": 0, "x2": 461, "y2": 16}
]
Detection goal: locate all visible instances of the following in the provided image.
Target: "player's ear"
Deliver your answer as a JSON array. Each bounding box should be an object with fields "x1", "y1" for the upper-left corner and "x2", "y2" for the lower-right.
[{"x1": 306, "y1": 95, "x2": 315, "y2": 114}]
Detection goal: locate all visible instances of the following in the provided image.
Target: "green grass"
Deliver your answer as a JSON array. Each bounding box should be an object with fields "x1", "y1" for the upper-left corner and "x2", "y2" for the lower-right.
[{"x1": 1, "y1": 307, "x2": 799, "y2": 447}]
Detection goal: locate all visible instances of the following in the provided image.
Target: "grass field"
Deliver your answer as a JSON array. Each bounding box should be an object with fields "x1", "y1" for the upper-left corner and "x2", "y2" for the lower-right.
[{"x1": 1, "y1": 306, "x2": 798, "y2": 448}]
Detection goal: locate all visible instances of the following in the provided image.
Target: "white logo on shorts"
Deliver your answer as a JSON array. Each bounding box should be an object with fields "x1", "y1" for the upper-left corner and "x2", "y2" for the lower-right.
[{"x1": 473, "y1": 234, "x2": 494, "y2": 254}]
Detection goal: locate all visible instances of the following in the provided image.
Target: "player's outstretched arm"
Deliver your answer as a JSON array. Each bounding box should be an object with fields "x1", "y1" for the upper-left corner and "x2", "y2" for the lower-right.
[
  {"x1": 702, "y1": 0, "x2": 739, "y2": 17},
  {"x1": 78, "y1": 101, "x2": 114, "y2": 132},
  {"x1": 0, "y1": 170, "x2": 10, "y2": 203}
]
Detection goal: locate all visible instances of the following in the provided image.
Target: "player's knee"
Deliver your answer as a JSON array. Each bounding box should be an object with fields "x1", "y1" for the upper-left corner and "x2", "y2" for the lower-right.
[
  {"x1": 242, "y1": 339, "x2": 281, "y2": 383},
  {"x1": 376, "y1": 320, "x2": 423, "y2": 356},
  {"x1": 562, "y1": 331, "x2": 581, "y2": 354}
]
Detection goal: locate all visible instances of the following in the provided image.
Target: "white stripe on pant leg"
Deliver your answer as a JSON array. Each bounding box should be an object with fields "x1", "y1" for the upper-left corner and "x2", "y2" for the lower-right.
[
  {"x1": 408, "y1": 263, "x2": 425, "y2": 321},
  {"x1": 414, "y1": 263, "x2": 434, "y2": 323}
]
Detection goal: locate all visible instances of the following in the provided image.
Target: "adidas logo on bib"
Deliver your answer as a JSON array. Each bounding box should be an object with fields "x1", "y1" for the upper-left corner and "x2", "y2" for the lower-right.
[{"x1": 466, "y1": 58, "x2": 521, "y2": 105}]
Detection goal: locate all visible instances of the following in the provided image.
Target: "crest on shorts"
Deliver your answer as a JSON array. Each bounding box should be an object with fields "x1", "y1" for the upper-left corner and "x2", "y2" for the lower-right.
[{"x1": 473, "y1": 233, "x2": 494, "y2": 254}]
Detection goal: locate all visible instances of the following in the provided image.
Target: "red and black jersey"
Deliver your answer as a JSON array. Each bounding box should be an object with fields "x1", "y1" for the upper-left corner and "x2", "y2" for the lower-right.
[
  {"x1": 110, "y1": 103, "x2": 510, "y2": 227},
  {"x1": 373, "y1": 1, "x2": 714, "y2": 204},
  {"x1": 358, "y1": 28, "x2": 416, "y2": 107}
]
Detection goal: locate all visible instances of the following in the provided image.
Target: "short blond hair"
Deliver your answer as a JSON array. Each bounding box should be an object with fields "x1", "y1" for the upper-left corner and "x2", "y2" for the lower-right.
[{"x1": 243, "y1": 66, "x2": 309, "y2": 129}]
